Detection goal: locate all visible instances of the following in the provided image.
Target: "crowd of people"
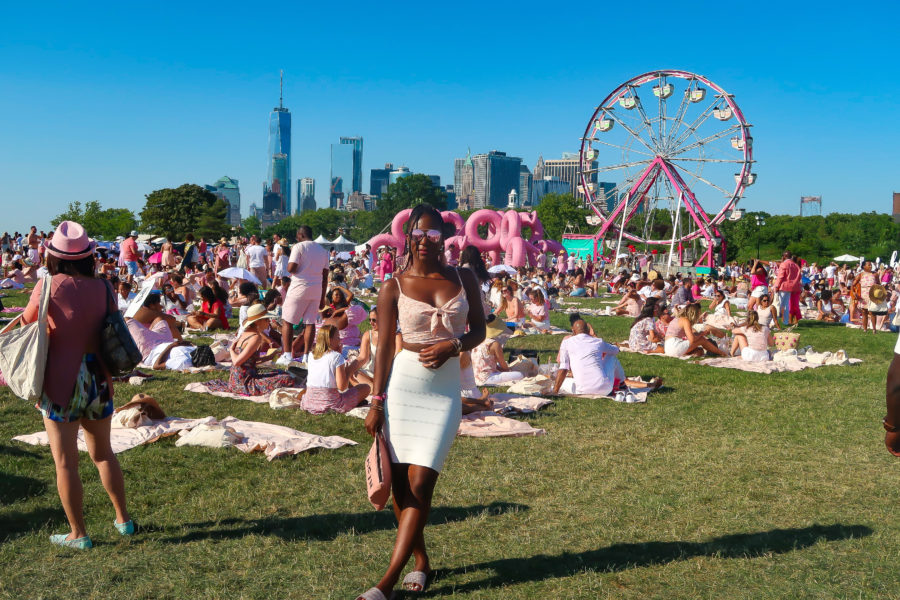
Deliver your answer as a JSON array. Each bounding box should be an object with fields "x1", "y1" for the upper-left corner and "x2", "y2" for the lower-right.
[{"x1": 4, "y1": 215, "x2": 900, "y2": 598}]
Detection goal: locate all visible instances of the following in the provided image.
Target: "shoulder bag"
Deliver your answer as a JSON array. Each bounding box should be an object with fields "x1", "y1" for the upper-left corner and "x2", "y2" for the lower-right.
[
  {"x1": 100, "y1": 280, "x2": 143, "y2": 376},
  {"x1": 365, "y1": 432, "x2": 392, "y2": 510},
  {"x1": 0, "y1": 274, "x2": 52, "y2": 401}
]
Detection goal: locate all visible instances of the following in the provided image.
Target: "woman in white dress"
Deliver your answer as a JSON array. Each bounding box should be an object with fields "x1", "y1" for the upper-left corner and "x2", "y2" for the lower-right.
[{"x1": 360, "y1": 204, "x2": 486, "y2": 600}]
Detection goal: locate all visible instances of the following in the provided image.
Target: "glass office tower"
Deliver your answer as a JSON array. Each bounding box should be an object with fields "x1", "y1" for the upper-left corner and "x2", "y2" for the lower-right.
[
  {"x1": 268, "y1": 105, "x2": 291, "y2": 212},
  {"x1": 339, "y1": 136, "x2": 363, "y2": 195},
  {"x1": 330, "y1": 143, "x2": 354, "y2": 209}
]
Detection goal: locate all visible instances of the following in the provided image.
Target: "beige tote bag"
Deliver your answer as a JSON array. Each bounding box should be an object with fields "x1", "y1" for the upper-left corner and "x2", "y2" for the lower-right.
[{"x1": 0, "y1": 275, "x2": 52, "y2": 401}]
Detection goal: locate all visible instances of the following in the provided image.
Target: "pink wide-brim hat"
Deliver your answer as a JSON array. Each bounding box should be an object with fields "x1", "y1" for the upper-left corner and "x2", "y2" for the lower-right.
[{"x1": 47, "y1": 221, "x2": 95, "y2": 260}]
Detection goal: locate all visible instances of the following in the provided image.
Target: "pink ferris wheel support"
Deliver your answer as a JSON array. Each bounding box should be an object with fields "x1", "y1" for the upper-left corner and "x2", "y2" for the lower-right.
[{"x1": 578, "y1": 70, "x2": 756, "y2": 269}]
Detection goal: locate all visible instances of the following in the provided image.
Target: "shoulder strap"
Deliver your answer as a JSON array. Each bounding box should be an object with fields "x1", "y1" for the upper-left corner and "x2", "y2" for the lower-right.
[{"x1": 103, "y1": 279, "x2": 116, "y2": 316}]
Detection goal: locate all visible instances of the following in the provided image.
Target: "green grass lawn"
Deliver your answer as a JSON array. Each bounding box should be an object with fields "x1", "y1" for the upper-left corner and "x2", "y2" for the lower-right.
[{"x1": 0, "y1": 290, "x2": 897, "y2": 599}]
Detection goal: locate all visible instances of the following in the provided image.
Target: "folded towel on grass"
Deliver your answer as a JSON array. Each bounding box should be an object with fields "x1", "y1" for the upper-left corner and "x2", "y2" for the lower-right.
[
  {"x1": 458, "y1": 411, "x2": 546, "y2": 437},
  {"x1": 697, "y1": 355, "x2": 862, "y2": 373}
]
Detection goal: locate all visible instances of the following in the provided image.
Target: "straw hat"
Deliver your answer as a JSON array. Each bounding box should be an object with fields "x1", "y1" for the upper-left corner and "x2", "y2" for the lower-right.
[
  {"x1": 870, "y1": 284, "x2": 887, "y2": 302},
  {"x1": 116, "y1": 393, "x2": 166, "y2": 420},
  {"x1": 485, "y1": 319, "x2": 511, "y2": 340},
  {"x1": 46, "y1": 221, "x2": 95, "y2": 260},
  {"x1": 277, "y1": 238, "x2": 289, "y2": 247},
  {"x1": 244, "y1": 303, "x2": 276, "y2": 326}
]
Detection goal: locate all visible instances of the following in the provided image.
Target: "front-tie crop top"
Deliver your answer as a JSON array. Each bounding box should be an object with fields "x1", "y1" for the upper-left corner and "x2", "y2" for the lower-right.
[{"x1": 397, "y1": 270, "x2": 469, "y2": 345}]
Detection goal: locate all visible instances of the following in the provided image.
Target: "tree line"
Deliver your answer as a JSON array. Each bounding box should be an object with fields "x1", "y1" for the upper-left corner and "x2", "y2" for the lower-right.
[{"x1": 52, "y1": 182, "x2": 900, "y2": 263}]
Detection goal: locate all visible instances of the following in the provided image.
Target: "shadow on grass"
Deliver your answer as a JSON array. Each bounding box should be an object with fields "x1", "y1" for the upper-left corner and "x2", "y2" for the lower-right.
[
  {"x1": 433, "y1": 523, "x2": 872, "y2": 594},
  {"x1": 160, "y1": 501, "x2": 528, "y2": 544},
  {"x1": 0, "y1": 443, "x2": 42, "y2": 459},
  {"x1": 0, "y1": 472, "x2": 47, "y2": 504},
  {"x1": 0, "y1": 507, "x2": 61, "y2": 542}
]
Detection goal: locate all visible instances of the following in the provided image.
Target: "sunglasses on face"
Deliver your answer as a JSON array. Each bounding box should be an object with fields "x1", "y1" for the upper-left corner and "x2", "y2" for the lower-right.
[{"x1": 410, "y1": 229, "x2": 442, "y2": 244}]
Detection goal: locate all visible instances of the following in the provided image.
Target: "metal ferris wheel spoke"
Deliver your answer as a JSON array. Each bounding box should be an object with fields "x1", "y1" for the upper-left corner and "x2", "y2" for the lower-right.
[
  {"x1": 604, "y1": 110, "x2": 658, "y2": 155},
  {"x1": 670, "y1": 157, "x2": 747, "y2": 164},
  {"x1": 585, "y1": 136, "x2": 655, "y2": 157},
  {"x1": 591, "y1": 158, "x2": 654, "y2": 174},
  {"x1": 667, "y1": 95, "x2": 721, "y2": 152},
  {"x1": 670, "y1": 161, "x2": 733, "y2": 197},
  {"x1": 633, "y1": 93, "x2": 662, "y2": 150},
  {"x1": 658, "y1": 74, "x2": 666, "y2": 144},
  {"x1": 671, "y1": 124, "x2": 741, "y2": 157}
]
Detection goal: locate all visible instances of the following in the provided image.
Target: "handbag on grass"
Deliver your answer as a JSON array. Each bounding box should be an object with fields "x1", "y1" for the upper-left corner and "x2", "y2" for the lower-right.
[
  {"x1": 100, "y1": 281, "x2": 143, "y2": 376},
  {"x1": 0, "y1": 274, "x2": 52, "y2": 401},
  {"x1": 365, "y1": 432, "x2": 392, "y2": 510}
]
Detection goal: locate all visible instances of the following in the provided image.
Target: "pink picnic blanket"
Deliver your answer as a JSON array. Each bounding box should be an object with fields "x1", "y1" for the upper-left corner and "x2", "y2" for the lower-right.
[
  {"x1": 697, "y1": 356, "x2": 862, "y2": 373},
  {"x1": 215, "y1": 416, "x2": 356, "y2": 460},
  {"x1": 1, "y1": 306, "x2": 25, "y2": 313},
  {"x1": 184, "y1": 381, "x2": 303, "y2": 403},
  {"x1": 13, "y1": 417, "x2": 216, "y2": 454},
  {"x1": 488, "y1": 393, "x2": 555, "y2": 414},
  {"x1": 458, "y1": 411, "x2": 547, "y2": 438}
]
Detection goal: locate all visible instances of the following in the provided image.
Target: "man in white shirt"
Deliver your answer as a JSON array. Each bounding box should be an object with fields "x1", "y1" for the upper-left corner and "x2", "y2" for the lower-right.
[
  {"x1": 552, "y1": 320, "x2": 625, "y2": 396},
  {"x1": 280, "y1": 226, "x2": 329, "y2": 362},
  {"x1": 244, "y1": 236, "x2": 269, "y2": 288}
]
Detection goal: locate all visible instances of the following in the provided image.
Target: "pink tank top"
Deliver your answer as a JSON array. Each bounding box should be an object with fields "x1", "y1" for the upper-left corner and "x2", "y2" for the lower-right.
[
  {"x1": 397, "y1": 270, "x2": 469, "y2": 345},
  {"x1": 665, "y1": 318, "x2": 688, "y2": 339}
]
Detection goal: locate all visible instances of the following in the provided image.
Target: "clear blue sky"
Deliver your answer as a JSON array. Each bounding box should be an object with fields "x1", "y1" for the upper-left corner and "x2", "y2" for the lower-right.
[{"x1": 1, "y1": 1, "x2": 898, "y2": 234}]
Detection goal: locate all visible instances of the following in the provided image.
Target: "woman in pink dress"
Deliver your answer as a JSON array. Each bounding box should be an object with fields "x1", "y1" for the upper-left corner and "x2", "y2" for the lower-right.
[
  {"x1": 380, "y1": 250, "x2": 395, "y2": 281},
  {"x1": 160, "y1": 240, "x2": 176, "y2": 269}
]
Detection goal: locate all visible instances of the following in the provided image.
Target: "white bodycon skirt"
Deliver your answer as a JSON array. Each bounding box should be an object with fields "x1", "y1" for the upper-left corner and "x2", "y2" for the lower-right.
[{"x1": 383, "y1": 350, "x2": 461, "y2": 473}]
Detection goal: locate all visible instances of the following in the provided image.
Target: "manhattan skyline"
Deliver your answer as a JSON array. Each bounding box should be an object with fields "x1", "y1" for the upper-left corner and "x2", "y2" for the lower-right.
[{"x1": 1, "y1": 2, "x2": 899, "y2": 233}]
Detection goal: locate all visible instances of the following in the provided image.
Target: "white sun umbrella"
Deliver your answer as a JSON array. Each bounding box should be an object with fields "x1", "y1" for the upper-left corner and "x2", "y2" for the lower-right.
[
  {"x1": 833, "y1": 254, "x2": 860, "y2": 262},
  {"x1": 137, "y1": 242, "x2": 154, "y2": 252},
  {"x1": 218, "y1": 267, "x2": 262, "y2": 285},
  {"x1": 488, "y1": 264, "x2": 517, "y2": 276}
]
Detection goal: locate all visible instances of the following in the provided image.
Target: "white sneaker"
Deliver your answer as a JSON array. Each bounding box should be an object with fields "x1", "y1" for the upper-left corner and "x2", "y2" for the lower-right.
[
  {"x1": 613, "y1": 391, "x2": 626, "y2": 402},
  {"x1": 625, "y1": 392, "x2": 638, "y2": 403},
  {"x1": 275, "y1": 354, "x2": 292, "y2": 367}
]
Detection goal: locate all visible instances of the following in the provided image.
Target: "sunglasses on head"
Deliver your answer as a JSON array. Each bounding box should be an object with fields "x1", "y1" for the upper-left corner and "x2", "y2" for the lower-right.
[{"x1": 410, "y1": 229, "x2": 442, "y2": 244}]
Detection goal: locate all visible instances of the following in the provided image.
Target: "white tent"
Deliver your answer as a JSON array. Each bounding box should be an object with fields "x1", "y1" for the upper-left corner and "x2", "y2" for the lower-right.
[
  {"x1": 314, "y1": 235, "x2": 331, "y2": 244},
  {"x1": 834, "y1": 254, "x2": 860, "y2": 262},
  {"x1": 330, "y1": 235, "x2": 356, "y2": 252}
]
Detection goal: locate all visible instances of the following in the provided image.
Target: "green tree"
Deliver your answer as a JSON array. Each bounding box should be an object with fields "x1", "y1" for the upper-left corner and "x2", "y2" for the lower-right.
[
  {"x1": 535, "y1": 193, "x2": 590, "y2": 241},
  {"x1": 262, "y1": 209, "x2": 354, "y2": 242},
  {"x1": 378, "y1": 174, "x2": 447, "y2": 215},
  {"x1": 51, "y1": 200, "x2": 138, "y2": 240},
  {"x1": 196, "y1": 199, "x2": 230, "y2": 241},
  {"x1": 242, "y1": 215, "x2": 262, "y2": 238},
  {"x1": 140, "y1": 184, "x2": 223, "y2": 240}
]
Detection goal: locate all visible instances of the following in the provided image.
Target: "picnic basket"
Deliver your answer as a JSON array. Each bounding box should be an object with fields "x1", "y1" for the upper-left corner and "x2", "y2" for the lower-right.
[{"x1": 773, "y1": 325, "x2": 800, "y2": 351}]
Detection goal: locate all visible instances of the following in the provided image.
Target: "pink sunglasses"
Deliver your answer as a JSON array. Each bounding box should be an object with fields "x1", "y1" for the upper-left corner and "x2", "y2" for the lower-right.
[{"x1": 411, "y1": 229, "x2": 442, "y2": 244}]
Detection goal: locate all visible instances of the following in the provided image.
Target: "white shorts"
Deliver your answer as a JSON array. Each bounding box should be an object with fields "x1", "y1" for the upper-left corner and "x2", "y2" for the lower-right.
[
  {"x1": 751, "y1": 285, "x2": 769, "y2": 298},
  {"x1": 664, "y1": 337, "x2": 691, "y2": 357},
  {"x1": 740, "y1": 347, "x2": 770, "y2": 362}
]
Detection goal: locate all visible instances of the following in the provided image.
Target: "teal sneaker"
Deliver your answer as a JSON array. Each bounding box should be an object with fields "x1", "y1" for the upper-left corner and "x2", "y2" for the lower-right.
[
  {"x1": 113, "y1": 519, "x2": 135, "y2": 536},
  {"x1": 49, "y1": 534, "x2": 92, "y2": 549}
]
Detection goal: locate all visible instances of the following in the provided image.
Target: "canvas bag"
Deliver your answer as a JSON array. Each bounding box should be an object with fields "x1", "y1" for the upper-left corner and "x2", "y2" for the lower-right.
[
  {"x1": 773, "y1": 326, "x2": 801, "y2": 351},
  {"x1": 365, "y1": 432, "x2": 392, "y2": 510},
  {"x1": 0, "y1": 274, "x2": 52, "y2": 401}
]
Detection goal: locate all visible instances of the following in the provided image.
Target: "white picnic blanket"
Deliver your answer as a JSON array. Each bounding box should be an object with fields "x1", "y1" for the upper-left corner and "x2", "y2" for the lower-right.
[
  {"x1": 184, "y1": 382, "x2": 305, "y2": 407},
  {"x1": 697, "y1": 354, "x2": 861, "y2": 373}
]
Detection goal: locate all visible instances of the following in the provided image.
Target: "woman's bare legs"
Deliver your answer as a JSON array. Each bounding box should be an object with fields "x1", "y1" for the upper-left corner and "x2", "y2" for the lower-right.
[
  {"x1": 687, "y1": 336, "x2": 727, "y2": 357},
  {"x1": 731, "y1": 333, "x2": 748, "y2": 357},
  {"x1": 81, "y1": 416, "x2": 130, "y2": 525},
  {"x1": 369, "y1": 464, "x2": 438, "y2": 597},
  {"x1": 43, "y1": 418, "x2": 87, "y2": 539}
]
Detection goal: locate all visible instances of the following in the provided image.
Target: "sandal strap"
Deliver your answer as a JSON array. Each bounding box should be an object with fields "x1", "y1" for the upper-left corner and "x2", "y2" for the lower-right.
[
  {"x1": 402, "y1": 570, "x2": 429, "y2": 591},
  {"x1": 355, "y1": 587, "x2": 387, "y2": 600}
]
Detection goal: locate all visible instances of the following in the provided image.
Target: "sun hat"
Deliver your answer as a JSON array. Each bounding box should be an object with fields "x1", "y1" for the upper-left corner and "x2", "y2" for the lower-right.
[
  {"x1": 116, "y1": 393, "x2": 166, "y2": 420},
  {"x1": 278, "y1": 238, "x2": 289, "y2": 246},
  {"x1": 244, "y1": 303, "x2": 276, "y2": 326},
  {"x1": 46, "y1": 221, "x2": 95, "y2": 260},
  {"x1": 485, "y1": 319, "x2": 511, "y2": 340},
  {"x1": 870, "y1": 284, "x2": 887, "y2": 302}
]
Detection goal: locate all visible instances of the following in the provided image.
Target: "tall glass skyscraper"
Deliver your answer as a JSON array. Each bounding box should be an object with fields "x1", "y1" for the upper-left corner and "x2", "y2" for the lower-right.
[
  {"x1": 472, "y1": 151, "x2": 522, "y2": 208},
  {"x1": 267, "y1": 74, "x2": 291, "y2": 213},
  {"x1": 298, "y1": 177, "x2": 316, "y2": 213},
  {"x1": 340, "y1": 136, "x2": 363, "y2": 195},
  {"x1": 330, "y1": 143, "x2": 354, "y2": 209}
]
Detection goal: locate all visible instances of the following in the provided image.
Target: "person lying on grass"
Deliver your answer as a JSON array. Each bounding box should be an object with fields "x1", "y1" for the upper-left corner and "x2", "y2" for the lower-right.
[{"x1": 552, "y1": 319, "x2": 661, "y2": 396}]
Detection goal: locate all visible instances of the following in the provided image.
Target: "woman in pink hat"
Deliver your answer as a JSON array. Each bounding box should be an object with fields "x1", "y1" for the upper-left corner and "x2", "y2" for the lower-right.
[{"x1": 20, "y1": 220, "x2": 133, "y2": 549}]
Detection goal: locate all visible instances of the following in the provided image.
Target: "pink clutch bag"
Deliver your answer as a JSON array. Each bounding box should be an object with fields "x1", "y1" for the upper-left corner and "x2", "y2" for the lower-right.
[{"x1": 365, "y1": 432, "x2": 392, "y2": 510}]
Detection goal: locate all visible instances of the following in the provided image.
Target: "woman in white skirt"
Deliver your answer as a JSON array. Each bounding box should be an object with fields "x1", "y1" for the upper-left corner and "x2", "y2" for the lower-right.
[
  {"x1": 730, "y1": 310, "x2": 773, "y2": 361},
  {"x1": 361, "y1": 204, "x2": 486, "y2": 600}
]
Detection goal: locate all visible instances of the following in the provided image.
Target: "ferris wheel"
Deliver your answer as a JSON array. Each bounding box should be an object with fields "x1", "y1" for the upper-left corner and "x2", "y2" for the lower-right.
[{"x1": 578, "y1": 70, "x2": 755, "y2": 268}]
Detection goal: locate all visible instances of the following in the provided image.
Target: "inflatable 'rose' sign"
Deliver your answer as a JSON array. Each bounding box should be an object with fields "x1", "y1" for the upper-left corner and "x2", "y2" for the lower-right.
[{"x1": 367, "y1": 209, "x2": 565, "y2": 268}]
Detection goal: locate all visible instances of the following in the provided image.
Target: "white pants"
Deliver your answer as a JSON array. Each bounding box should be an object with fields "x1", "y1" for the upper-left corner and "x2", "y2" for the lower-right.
[
  {"x1": 146, "y1": 342, "x2": 195, "y2": 370},
  {"x1": 480, "y1": 371, "x2": 525, "y2": 386}
]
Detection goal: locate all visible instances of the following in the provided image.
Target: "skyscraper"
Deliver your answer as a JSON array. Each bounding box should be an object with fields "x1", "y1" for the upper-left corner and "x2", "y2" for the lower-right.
[
  {"x1": 532, "y1": 176, "x2": 571, "y2": 206},
  {"x1": 519, "y1": 165, "x2": 532, "y2": 207},
  {"x1": 205, "y1": 176, "x2": 241, "y2": 227},
  {"x1": 472, "y1": 151, "x2": 522, "y2": 208},
  {"x1": 454, "y1": 149, "x2": 475, "y2": 207},
  {"x1": 267, "y1": 71, "x2": 291, "y2": 213},
  {"x1": 370, "y1": 163, "x2": 393, "y2": 197},
  {"x1": 541, "y1": 152, "x2": 597, "y2": 201},
  {"x1": 330, "y1": 142, "x2": 354, "y2": 209},
  {"x1": 298, "y1": 177, "x2": 316, "y2": 213},
  {"x1": 389, "y1": 166, "x2": 411, "y2": 184},
  {"x1": 340, "y1": 136, "x2": 364, "y2": 194}
]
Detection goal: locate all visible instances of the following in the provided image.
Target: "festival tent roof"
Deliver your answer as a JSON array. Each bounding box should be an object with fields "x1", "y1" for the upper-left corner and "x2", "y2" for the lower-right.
[
  {"x1": 331, "y1": 234, "x2": 354, "y2": 245},
  {"x1": 834, "y1": 254, "x2": 860, "y2": 261},
  {"x1": 314, "y1": 235, "x2": 331, "y2": 244}
]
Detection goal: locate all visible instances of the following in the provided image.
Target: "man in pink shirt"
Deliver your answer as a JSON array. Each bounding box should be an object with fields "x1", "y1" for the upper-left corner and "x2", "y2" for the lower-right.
[
  {"x1": 280, "y1": 225, "x2": 329, "y2": 361},
  {"x1": 119, "y1": 231, "x2": 139, "y2": 281},
  {"x1": 774, "y1": 251, "x2": 801, "y2": 326}
]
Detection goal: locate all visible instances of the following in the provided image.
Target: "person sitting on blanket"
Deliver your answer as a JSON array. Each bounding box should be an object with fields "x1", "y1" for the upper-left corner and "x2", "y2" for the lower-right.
[
  {"x1": 670, "y1": 277, "x2": 695, "y2": 307},
  {"x1": 116, "y1": 280, "x2": 134, "y2": 312},
  {"x1": 352, "y1": 308, "x2": 402, "y2": 387},
  {"x1": 204, "y1": 304, "x2": 297, "y2": 396},
  {"x1": 186, "y1": 285, "x2": 230, "y2": 331},
  {"x1": 523, "y1": 289, "x2": 551, "y2": 331},
  {"x1": 613, "y1": 282, "x2": 644, "y2": 316},
  {"x1": 664, "y1": 303, "x2": 727, "y2": 358},
  {"x1": 130, "y1": 291, "x2": 183, "y2": 342},
  {"x1": 300, "y1": 324, "x2": 370, "y2": 414},
  {"x1": 499, "y1": 285, "x2": 525, "y2": 326},
  {"x1": 551, "y1": 319, "x2": 661, "y2": 396},
  {"x1": 730, "y1": 310, "x2": 773, "y2": 362},
  {"x1": 628, "y1": 297, "x2": 665, "y2": 354},
  {"x1": 471, "y1": 335, "x2": 526, "y2": 387},
  {"x1": 816, "y1": 289, "x2": 839, "y2": 322},
  {"x1": 0, "y1": 260, "x2": 26, "y2": 289},
  {"x1": 708, "y1": 290, "x2": 732, "y2": 318},
  {"x1": 234, "y1": 281, "x2": 260, "y2": 327},
  {"x1": 161, "y1": 282, "x2": 189, "y2": 315}
]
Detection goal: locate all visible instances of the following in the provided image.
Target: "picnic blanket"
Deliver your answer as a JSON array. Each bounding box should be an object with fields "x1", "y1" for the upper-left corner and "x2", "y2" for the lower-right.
[
  {"x1": 184, "y1": 382, "x2": 304, "y2": 409},
  {"x1": 13, "y1": 415, "x2": 354, "y2": 460},
  {"x1": 697, "y1": 354, "x2": 862, "y2": 373},
  {"x1": 13, "y1": 416, "x2": 217, "y2": 454},
  {"x1": 1, "y1": 306, "x2": 25, "y2": 313},
  {"x1": 458, "y1": 411, "x2": 546, "y2": 438}
]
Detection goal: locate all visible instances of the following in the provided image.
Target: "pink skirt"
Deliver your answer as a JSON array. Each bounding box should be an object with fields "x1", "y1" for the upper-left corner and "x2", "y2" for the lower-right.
[{"x1": 300, "y1": 386, "x2": 363, "y2": 415}]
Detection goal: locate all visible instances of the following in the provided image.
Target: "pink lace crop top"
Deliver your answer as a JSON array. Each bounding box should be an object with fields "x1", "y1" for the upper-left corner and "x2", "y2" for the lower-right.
[{"x1": 397, "y1": 271, "x2": 469, "y2": 345}]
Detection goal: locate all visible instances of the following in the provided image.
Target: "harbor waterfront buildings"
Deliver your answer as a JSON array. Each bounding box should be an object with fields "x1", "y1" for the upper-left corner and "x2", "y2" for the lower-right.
[{"x1": 205, "y1": 176, "x2": 241, "y2": 227}]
